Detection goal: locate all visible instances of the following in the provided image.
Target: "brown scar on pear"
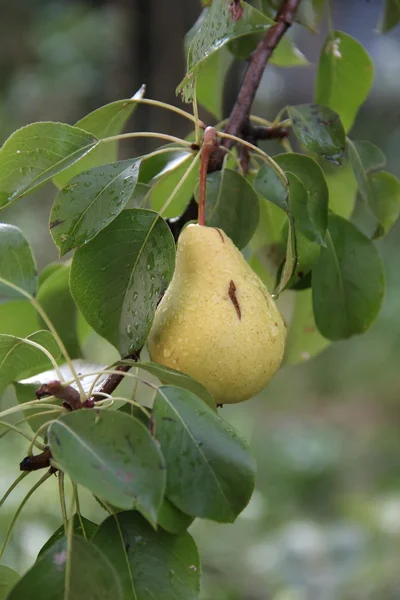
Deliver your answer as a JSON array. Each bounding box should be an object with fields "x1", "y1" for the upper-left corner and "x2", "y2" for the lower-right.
[
  {"x1": 229, "y1": 280, "x2": 241, "y2": 320},
  {"x1": 215, "y1": 228, "x2": 225, "y2": 243}
]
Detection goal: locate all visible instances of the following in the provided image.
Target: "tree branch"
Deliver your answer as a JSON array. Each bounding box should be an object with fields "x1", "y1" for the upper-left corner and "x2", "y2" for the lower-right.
[
  {"x1": 84, "y1": 349, "x2": 141, "y2": 407},
  {"x1": 243, "y1": 124, "x2": 289, "y2": 141},
  {"x1": 222, "y1": 0, "x2": 302, "y2": 149},
  {"x1": 20, "y1": 351, "x2": 142, "y2": 472}
]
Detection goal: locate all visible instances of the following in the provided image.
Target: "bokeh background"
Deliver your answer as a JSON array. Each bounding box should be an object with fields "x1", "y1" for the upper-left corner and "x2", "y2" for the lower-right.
[{"x1": 1, "y1": 1, "x2": 400, "y2": 599}]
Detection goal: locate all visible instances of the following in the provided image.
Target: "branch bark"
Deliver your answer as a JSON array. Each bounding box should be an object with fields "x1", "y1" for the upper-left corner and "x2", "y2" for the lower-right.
[{"x1": 222, "y1": 0, "x2": 302, "y2": 149}]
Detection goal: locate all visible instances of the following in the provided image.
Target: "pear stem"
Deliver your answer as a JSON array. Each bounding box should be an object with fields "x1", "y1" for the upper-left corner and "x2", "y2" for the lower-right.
[{"x1": 198, "y1": 127, "x2": 218, "y2": 226}]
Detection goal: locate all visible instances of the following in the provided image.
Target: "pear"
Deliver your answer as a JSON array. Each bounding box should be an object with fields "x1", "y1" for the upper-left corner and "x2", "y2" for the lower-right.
[{"x1": 147, "y1": 224, "x2": 286, "y2": 404}]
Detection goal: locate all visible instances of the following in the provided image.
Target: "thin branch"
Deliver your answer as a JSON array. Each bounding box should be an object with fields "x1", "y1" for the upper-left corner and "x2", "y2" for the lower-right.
[
  {"x1": 36, "y1": 380, "x2": 81, "y2": 411},
  {"x1": 244, "y1": 124, "x2": 289, "y2": 141},
  {"x1": 223, "y1": 0, "x2": 302, "y2": 148},
  {"x1": 85, "y1": 350, "x2": 142, "y2": 407},
  {"x1": 167, "y1": 0, "x2": 300, "y2": 239}
]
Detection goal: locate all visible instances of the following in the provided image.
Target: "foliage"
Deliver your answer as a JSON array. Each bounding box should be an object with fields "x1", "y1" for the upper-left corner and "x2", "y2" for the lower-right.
[{"x1": 0, "y1": 1, "x2": 399, "y2": 598}]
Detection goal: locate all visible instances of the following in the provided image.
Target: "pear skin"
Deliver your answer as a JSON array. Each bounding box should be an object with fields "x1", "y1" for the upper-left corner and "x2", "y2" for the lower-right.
[{"x1": 148, "y1": 224, "x2": 286, "y2": 404}]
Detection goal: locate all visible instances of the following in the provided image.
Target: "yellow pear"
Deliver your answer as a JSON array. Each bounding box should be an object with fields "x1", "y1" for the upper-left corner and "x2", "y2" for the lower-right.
[{"x1": 147, "y1": 224, "x2": 286, "y2": 404}]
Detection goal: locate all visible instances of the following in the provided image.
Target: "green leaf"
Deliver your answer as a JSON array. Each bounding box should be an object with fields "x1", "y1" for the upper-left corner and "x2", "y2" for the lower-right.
[
  {"x1": 48, "y1": 409, "x2": 166, "y2": 524},
  {"x1": 0, "y1": 565, "x2": 19, "y2": 600},
  {"x1": 92, "y1": 510, "x2": 200, "y2": 600},
  {"x1": 196, "y1": 168, "x2": 260, "y2": 249},
  {"x1": 122, "y1": 360, "x2": 216, "y2": 410},
  {"x1": 369, "y1": 171, "x2": 400, "y2": 238},
  {"x1": 6, "y1": 536, "x2": 122, "y2": 600},
  {"x1": 150, "y1": 154, "x2": 199, "y2": 219},
  {"x1": 312, "y1": 214, "x2": 385, "y2": 340},
  {"x1": 126, "y1": 182, "x2": 150, "y2": 209},
  {"x1": 153, "y1": 385, "x2": 255, "y2": 522},
  {"x1": 291, "y1": 233, "x2": 319, "y2": 290},
  {"x1": 285, "y1": 289, "x2": 330, "y2": 364},
  {"x1": 158, "y1": 497, "x2": 195, "y2": 534},
  {"x1": 249, "y1": 191, "x2": 286, "y2": 248},
  {"x1": 70, "y1": 209, "x2": 175, "y2": 356},
  {"x1": 50, "y1": 159, "x2": 140, "y2": 255},
  {"x1": 227, "y1": 7, "x2": 308, "y2": 63},
  {"x1": 0, "y1": 224, "x2": 37, "y2": 300},
  {"x1": 184, "y1": 9, "x2": 233, "y2": 119},
  {"x1": 347, "y1": 138, "x2": 372, "y2": 203},
  {"x1": 0, "y1": 123, "x2": 97, "y2": 208},
  {"x1": 0, "y1": 300, "x2": 39, "y2": 337},
  {"x1": 320, "y1": 157, "x2": 357, "y2": 218},
  {"x1": 118, "y1": 401, "x2": 150, "y2": 425},
  {"x1": 37, "y1": 263, "x2": 81, "y2": 358},
  {"x1": 38, "y1": 515, "x2": 98, "y2": 557},
  {"x1": 347, "y1": 139, "x2": 400, "y2": 235},
  {"x1": 178, "y1": 0, "x2": 307, "y2": 102},
  {"x1": 260, "y1": 0, "x2": 325, "y2": 32},
  {"x1": 278, "y1": 224, "x2": 320, "y2": 290},
  {"x1": 379, "y1": 0, "x2": 400, "y2": 32},
  {"x1": 274, "y1": 153, "x2": 329, "y2": 243},
  {"x1": 274, "y1": 217, "x2": 296, "y2": 295},
  {"x1": 139, "y1": 149, "x2": 191, "y2": 184},
  {"x1": 315, "y1": 31, "x2": 374, "y2": 132},
  {"x1": 0, "y1": 331, "x2": 60, "y2": 396},
  {"x1": 197, "y1": 47, "x2": 233, "y2": 119},
  {"x1": 53, "y1": 87, "x2": 145, "y2": 188},
  {"x1": 253, "y1": 161, "x2": 289, "y2": 212},
  {"x1": 256, "y1": 163, "x2": 325, "y2": 246},
  {"x1": 288, "y1": 104, "x2": 346, "y2": 164},
  {"x1": 352, "y1": 140, "x2": 386, "y2": 173},
  {"x1": 287, "y1": 171, "x2": 324, "y2": 244}
]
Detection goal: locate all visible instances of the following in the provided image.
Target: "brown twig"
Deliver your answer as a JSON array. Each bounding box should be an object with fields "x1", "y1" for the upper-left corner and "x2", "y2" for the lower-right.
[
  {"x1": 20, "y1": 448, "x2": 53, "y2": 472},
  {"x1": 36, "y1": 380, "x2": 81, "y2": 411},
  {"x1": 85, "y1": 348, "x2": 141, "y2": 407},
  {"x1": 167, "y1": 2, "x2": 298, "y2": 239},
  {"x1": 244, "y1": 124, "x2": 289, "y2": 141},
  {"x1": 20, "y1": 350, "x2": 142, "y2": 472},
  {"x1": 222, "y1": 0, "x2": 302, "y2": 149}
]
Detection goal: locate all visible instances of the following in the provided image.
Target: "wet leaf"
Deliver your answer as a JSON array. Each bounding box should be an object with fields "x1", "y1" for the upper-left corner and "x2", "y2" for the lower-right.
[
  {"x1": 70, "y1": 209, "x2": 175, "y2": 356},
  {"x1": 153, "y1": 385, "x2": 255, "y2": 522},
  {"x1": 48, "y1": 409, "x2": 166, "y2": 525},
  {"x1": 92, "y1": 510, "x2": 200, "y2": 600},
  {"x1": 37, "y1": 263, "x2": 81, "y2": 357},
  {"x1": 288, "y1": 104, "x2": 346, "y2": 164},
  {"x1": 312, "y1": 214, "x2": 385, "y2": 340},
  {"x1": 316, "y1": 31, "x2": 374, "y2": 131},
  {"x1": 50, "y1": 159, "x2": 140, "y2": 255},
  {"x1": 0, "y1": 331, "x2": 60, "y2": 396},
  {"x1": 54, "y1": 87, "x2": 145, "y2": 188},
  {"x1": 285, "y1": 289, "x2": 330, "y2": 364},
  {"x1": 0, "y1": 123, "x2": 97, "y2": 208},
  {"x1": 198, "y1": 168, "x2": 260, "y2": 249},
  {"x1": 6, "y1": 536, "x2": 122, "y2": 600},
  {"x1": 0, "y1": 224, "x2": 37, "y2": 300}
]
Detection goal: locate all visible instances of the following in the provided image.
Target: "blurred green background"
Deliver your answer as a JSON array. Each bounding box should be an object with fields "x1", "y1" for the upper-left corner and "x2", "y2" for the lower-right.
[{"x1": 1, "y1": 1, "x2": 400, "y2": 598}]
